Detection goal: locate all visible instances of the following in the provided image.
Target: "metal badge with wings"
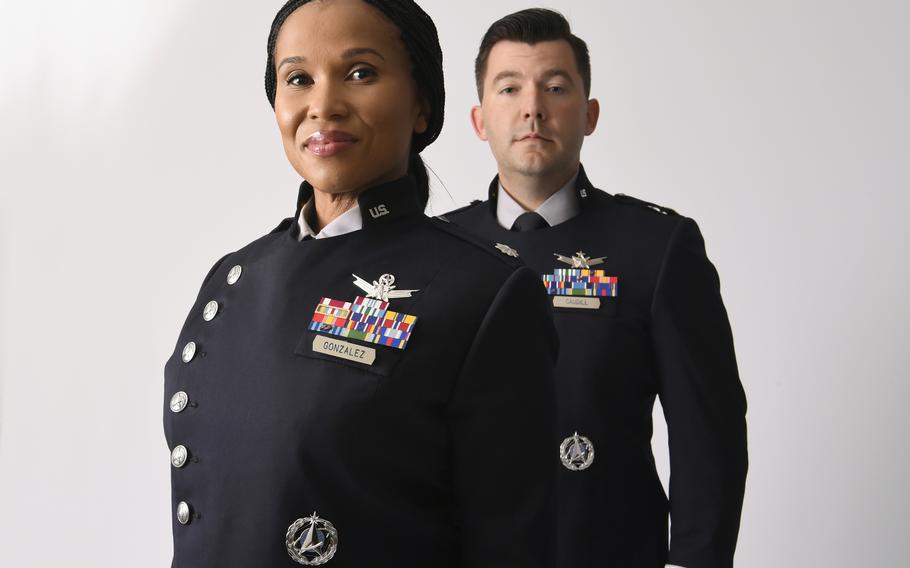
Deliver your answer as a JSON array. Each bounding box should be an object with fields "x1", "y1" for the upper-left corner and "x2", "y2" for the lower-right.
[
  {"x1": 554, "y1": 251, "x2": 606, "y2": 269},
  {"x1": 351, "y1": 273, "x2": 418, "y2": 302}
]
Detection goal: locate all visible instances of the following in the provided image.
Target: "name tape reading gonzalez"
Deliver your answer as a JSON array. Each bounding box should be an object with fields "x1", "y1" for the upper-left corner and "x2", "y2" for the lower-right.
[
  {"x1": 312, "y1": 335, "x2": 377, "y2": 365},
  {"x1": 309, "y1": 296, "x2": 417, "y2": 350}
]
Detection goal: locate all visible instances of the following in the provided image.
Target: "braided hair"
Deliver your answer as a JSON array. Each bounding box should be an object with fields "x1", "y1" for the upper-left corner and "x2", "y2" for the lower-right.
[{"x1": 264, "y1": 0, "x2": 444, "y2": 207}]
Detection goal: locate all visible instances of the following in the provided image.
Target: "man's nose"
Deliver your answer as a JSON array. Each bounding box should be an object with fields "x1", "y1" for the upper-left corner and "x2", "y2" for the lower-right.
[{"x1": 522, "y1": 91, "x2": 546, "y2": 121}]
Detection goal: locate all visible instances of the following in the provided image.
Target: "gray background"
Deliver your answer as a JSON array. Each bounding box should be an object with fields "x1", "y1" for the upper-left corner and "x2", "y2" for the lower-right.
[{"x1": 1, "y1": 1, "x2": 908, "y2": 566}]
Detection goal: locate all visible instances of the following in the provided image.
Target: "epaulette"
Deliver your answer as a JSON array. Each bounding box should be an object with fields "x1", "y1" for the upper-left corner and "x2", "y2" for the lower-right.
[
  {"x1": 435, "y1": 199, "x2": 484, "y2": 223},
  {"x1": 427, "y1": 215, "x2": 523, "y2": 267},
  {"x1": 613, "y1": 193, "x2": 679, "y2": 216}
]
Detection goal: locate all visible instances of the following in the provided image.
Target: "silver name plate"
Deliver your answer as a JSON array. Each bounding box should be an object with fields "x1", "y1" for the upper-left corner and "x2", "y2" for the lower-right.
[
  {"x1": 312, "y1": 336, "x2": 377, "y2": 365},
  {"x1": 552, "y1": 297, "x2": 601, "y2": 310}
]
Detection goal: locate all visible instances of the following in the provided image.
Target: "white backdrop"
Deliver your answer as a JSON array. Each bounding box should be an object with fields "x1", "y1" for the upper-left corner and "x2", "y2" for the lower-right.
[{"x1": 1, "y1": 1, "x2": 908, "y2": 566}]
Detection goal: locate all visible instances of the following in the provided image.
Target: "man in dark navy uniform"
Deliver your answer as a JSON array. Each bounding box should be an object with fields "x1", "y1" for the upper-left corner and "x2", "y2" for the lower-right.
[{"x1": 443, "y1": 9, "x2": 748, "y2": 568}]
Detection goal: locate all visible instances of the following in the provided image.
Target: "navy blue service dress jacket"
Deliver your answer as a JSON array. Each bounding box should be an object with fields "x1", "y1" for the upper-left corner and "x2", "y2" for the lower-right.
[
  {"x1": 163, "y1": 176, "x2": 558, "y2": 568},
  {"x1": 443, "y1": 165, "x2": 748, "y2": 568}
]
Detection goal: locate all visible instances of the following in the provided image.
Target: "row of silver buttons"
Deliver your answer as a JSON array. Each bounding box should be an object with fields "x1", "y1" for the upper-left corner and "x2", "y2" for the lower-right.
[{"x1": 172, "y1": 264, "x2": 243, "y2": 525}]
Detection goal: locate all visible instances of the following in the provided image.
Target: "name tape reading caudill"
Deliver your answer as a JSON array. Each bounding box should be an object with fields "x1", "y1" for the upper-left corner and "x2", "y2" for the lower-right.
[
  {"x1": 552, "y1": 297, "x2": 601, "y2": 309},
  {"x1": 313, "y1": 336, "x2": 377, "y2": 365}
]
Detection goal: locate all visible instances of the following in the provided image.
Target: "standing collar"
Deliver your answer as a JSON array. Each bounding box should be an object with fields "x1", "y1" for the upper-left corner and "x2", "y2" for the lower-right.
[
  {"x1": 496, "y1": 171, "x2": 580, "y2": 229},
  {"x1": 291, "y1": 175, "x2": 424, "y2": 239},
  {"x1": 298, "y1": 200, "x2": 363, "y2": 240},
  {"x1": 488, "y1": 164, "x2": 594, "y2": 228}
]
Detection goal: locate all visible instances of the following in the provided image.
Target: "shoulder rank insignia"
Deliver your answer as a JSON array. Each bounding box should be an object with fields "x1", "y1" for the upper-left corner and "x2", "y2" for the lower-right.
[
  {"x1": 494, "y1": 243, "x2": 520, "y2": 258},
  {"x1": 309, "y1": 273, "x2": 418, "y2": 350},
  {"x1": 286, "y1": 511, "x2": 338, "y2": 565},
  {"x1": 614, "y1": 193, "x2": 679, "y2": 216}
]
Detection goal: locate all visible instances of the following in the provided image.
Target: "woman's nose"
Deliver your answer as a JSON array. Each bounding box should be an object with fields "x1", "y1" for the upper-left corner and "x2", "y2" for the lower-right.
[{"x1": 307, "y1": 80, "x2": 347, "y2": 121}]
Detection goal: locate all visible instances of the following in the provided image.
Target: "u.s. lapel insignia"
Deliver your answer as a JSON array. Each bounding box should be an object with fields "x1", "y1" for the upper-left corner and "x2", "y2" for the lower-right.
[
  {"x1": 560, "y1": 431, "x2": 595, "y2": 471},
  {"x1": 494, "y1": 243, "x2": 520, "y2": 258},
  {"x1": 286, "y1": 511, "x2": 338, "y2": 565},
  {"x1": 309, "y1": 273, "x2": 418, "y2": 353},
  {"x1": 544, "y1": 251, "x2": 617, "y2": 309}
]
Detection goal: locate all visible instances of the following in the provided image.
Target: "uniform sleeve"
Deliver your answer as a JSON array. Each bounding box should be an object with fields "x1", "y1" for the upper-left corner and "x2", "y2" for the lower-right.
[
  {"x1": 651, "y1": 218, "x2": 748, "y2": 568},
  {"x1": 447, "y1": 265, "x2": 559, "y2": 568}
]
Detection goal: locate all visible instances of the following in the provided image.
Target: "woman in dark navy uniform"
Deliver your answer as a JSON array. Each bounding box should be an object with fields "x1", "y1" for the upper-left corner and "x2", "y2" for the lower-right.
[{"x1": 162, "y1": 1, "x2": 558, "y2": 567}]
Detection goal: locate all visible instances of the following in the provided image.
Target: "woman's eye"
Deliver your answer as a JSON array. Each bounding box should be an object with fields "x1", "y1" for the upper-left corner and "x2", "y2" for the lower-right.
[
  {"x1": 348, "y1": 67, "x2": 377, "y2": 81},
  {"x1": 286, "y1": 73, "x2": 313, "y2": 87}
]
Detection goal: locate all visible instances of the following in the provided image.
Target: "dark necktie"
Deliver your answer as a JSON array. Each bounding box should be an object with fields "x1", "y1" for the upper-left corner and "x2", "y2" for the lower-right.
[{"x1": 511, "y1": 211, "x2": 549, "y2": 231}]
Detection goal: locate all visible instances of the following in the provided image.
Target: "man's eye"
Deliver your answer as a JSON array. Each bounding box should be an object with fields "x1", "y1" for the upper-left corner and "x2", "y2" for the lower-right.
[
  {"x1": 349, "y1": 67, "x2": 377, "y2": 81},
  {"x1": 547, "y1": 85, "x2": 565, "y2": 93},
  {"x1": 286, "y1": 74, "x2": 313, "y2": 87},
  {"x1": 500, "y1": 86, "x2": 516, "y2": 95}
]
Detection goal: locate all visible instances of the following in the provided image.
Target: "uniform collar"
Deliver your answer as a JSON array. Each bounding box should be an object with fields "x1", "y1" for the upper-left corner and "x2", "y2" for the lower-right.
[
  {"x1": 487, "y1": 163, "x2": 595, "y2": 227},
  {"x1": 298, "y1": 200, "x2": 363, "y2": 240},
  {"x1": 496, "y1": 171, "x2": 580, "y2": 229},
  {"x1": 291, "y1": 175, "x2": 423, "y2": 239}
]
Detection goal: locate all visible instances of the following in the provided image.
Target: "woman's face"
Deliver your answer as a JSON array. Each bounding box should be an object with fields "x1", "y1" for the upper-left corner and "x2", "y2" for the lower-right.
[{"x1": 273, "y1": 0, "x2": 428, "y2": 195}]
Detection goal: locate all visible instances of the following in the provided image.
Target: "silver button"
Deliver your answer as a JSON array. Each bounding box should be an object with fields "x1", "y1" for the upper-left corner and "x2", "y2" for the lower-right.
[
  {"x1": 226, "y1": 265, "x2": 243, "y2": 285},
  {"x1": 176, "y1": 501, "x2": 192, "y2": 525},
  {"x1": 202, "y1": 300, "x2": 219, "y2": 322},
  {"x1": 559, "y1": 431, "x2": 595, "y2": 471},
  {"x1": 171, "y1": 445, "x2": 189, "y2": 468},
  {"x1": 181, "y1": 341, "x2": 197, "y2": 363},
  {"x1": 170, "y1": 391, "x2": 189, "y2": 413}
]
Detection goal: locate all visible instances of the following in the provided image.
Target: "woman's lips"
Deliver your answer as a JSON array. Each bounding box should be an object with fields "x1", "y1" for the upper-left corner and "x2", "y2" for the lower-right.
[{"x1": 304, "y1": 131, "x2": 358, "y2": 157}]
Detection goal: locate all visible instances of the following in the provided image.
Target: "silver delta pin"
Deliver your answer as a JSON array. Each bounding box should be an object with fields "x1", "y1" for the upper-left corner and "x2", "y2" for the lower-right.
[
  {"x1": 554, "y1": 251, "x2": 606, "y2": 269},
  {"x1": 286, "y1": 511, "x2": 338, "y2": 565},
  {"x1": 495, "y1": 243, "x2": 520, "y2": 258},
  {"x1": 352, "y1": 273, "x2": 418, "y2": 302},
  {"x1": 559, "y1": 431, "x2": 595, "y2": 471}
]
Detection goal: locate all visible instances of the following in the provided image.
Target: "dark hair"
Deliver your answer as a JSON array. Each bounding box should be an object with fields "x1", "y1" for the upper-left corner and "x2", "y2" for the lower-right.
[
  {"x1": 474, "y1": 8, "x2": 591, "y2": 99},
  {"x1": 264, "y1": 0, "x2": 444, "y2": 207}
]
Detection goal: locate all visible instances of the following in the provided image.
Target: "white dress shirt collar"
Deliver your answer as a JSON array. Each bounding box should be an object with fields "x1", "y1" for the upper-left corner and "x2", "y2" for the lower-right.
[
  {"x1": 495, "y1": 170, "x2": 581, "y2": 230},
  {"x1": 297, "y1": 200, "x2": 363, "y2": 240}
]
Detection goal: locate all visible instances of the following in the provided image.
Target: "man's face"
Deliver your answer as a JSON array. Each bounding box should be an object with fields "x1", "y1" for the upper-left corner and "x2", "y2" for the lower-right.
[{"x1": 472, "y1": 40, "x2": 598, "y2": 181}]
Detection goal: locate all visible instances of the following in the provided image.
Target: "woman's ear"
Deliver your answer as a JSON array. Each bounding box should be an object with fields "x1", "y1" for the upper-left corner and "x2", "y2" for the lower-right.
[{"x1": 414, "y1": 96, "x2": 430, "y2": 135}]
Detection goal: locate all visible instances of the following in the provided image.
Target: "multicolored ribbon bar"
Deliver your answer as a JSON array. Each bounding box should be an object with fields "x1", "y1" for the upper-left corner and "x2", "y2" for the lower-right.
[
  {"x1": 309, "y1": 296, "x2": 417, "y2": 349},
  {"x1": 542, "y1": 269, "x2": 619, "y2": 297}
]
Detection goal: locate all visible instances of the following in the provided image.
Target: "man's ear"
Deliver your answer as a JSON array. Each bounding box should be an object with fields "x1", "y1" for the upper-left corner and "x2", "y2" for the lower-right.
[
  {"x1": 470, "y1": 105, "x2": 488, "y2": 141},
  {"x1": 584, "y1": 98, "x2": 600, "y2": 136}
]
